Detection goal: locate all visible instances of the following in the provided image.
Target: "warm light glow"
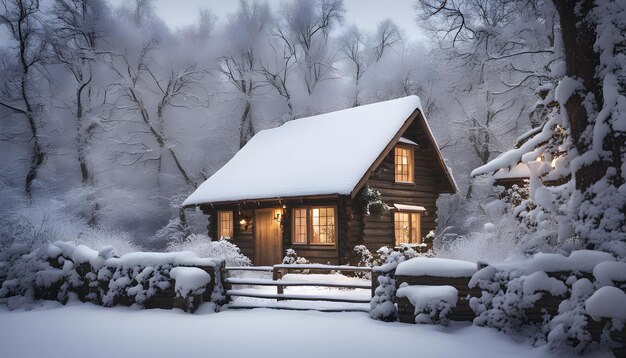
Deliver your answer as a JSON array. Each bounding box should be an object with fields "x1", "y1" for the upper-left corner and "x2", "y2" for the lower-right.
[
  {"x1": 394, "y1": 146, "x2": 414, "y2": 183},
  {"x1": 551, "y1": 157, "x2": 557, "y2": 168},
  {"x1": 274, "y1": 209, "x2": 282, "y2": 223},
  {"x1": 535, "y1": 156, "x2": 542, "y2": 162},
  {"x1": 239, "y1": 219, "x2": 247, "y2": 225}
]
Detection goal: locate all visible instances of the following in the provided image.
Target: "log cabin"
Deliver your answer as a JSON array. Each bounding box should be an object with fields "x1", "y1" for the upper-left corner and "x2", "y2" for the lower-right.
[{"x1": 183, "y1": 96, "x2": 457, "y2": 266}]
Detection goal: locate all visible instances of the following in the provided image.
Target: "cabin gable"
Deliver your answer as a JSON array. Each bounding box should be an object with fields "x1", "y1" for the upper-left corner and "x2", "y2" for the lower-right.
[{"x1": 357, "y1": 117, "x2": 451, "y2": 254}]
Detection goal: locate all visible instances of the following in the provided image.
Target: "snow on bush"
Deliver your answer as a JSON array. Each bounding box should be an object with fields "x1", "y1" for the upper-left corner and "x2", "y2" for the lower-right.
[
  {"x1": 0, "y1": 186, "x2": 141, "y2": 263},
  {"x1": 169, "y1": 267, "x2": 212, "y2": 312},
  {"x1": 282, "y1": 248, "x2": 310, "y2": 265},
  {"x1": 469, "y1": 249, "x2": 619, "y2": 351},
  {"x1": 370, "y1": 273, "x2": 397, "y2": 322},
  {"x1": 585, "y1": 286, "x2": 626, "y2": 321},
  {"x1": 547, "y1": 279, "x2": 597, "y2": 354},
  {"x1": 368, "y1": 244, "x2": 435, "y2": 321},
  {"x1": 0, "y1": 241, "x2": 224, "y2": 312},
  {"x1": 358, "y1": 187, "x2": 390, "y2": 216},
  {"x1": 434, "y1": 197, "x2": 518, "y2": 263},
  {"x1": 166, "y1": 234, "x2": 251, "y2": 267},
  {"x1": 397, "y1": 284, "x2": 458, "y2": 325},
  {"x1": 357, "y1": 243, "x2": 432, "y2": 268},
  {"x1": 593, "y1": 261, "x2": 626, "y2": 288}
]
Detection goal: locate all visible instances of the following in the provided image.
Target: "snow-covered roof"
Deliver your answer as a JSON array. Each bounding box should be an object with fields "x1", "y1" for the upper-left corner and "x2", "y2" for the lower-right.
[
  {"x1": 184, "y1": 96, "x2": 454, "y2": 206},
  {"x1": 492, "y1": 163, "x2": 531, "y2": 181}
]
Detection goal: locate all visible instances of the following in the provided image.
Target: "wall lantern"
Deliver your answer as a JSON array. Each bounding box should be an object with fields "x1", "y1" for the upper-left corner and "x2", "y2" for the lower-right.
[{"x1": 274, "y1": 211, "x2": 281, "y2": 223}]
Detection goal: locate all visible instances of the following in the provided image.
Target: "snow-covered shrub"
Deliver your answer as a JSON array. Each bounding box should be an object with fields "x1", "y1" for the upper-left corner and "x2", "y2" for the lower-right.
[
  {"x1": 547, "y1": 278, "x2": 597, "y2": 353},
  {"x1": 1, "y1": 242, "x2": 224, "y2": 312},
  {"x1": 354, "y1": 245, "x2": 374, "y2": 267},
  {"x1": 358, "y1": 187, "x2": 389, "y2": 216},
  {"x1": 469, "y1": 250, "x2": 617, "y2": 350},
  {"x1": 282, "y1": 248, "x2": 310, "y2": 265},
  {"x1": 370, "y1": 273, "x2": 397, "y2": 321},
  {"x1": 356, "y1": 244, "x2": 433, "y2": 273},
  {"x1": 397, "y1": 284, "x2": 458, "y2": 326},
  {"x1": 369, "y1": 244, "x2": 430, "y2": 321},
  {"x1": 169, "y1": 267, "x2": 212, "y2": 312},
  {"x1": 434, "y1": 222, "x2": 518, "y2": 264},
  {"x1": 0, "y1": 185, "x2": 140, "y2": 261},
  {"x1": 167, "y1": 234, "x2": 251, "y2": 267}
]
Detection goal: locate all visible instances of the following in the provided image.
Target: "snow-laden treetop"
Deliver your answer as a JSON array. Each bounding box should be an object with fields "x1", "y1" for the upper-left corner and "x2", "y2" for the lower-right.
[{"x1": 184, "y1": 96, "x2": 432, "y2": 206}]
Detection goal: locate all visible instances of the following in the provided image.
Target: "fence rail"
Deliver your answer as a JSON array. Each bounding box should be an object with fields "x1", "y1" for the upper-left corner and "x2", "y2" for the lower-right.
[{"x1": 222, "y1": 264, "x2": 373, "y2": 308}]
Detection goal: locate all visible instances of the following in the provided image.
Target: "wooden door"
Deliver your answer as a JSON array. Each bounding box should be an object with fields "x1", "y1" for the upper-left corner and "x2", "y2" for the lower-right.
[{"x1": 254, "y1": 208, "x2": 282, "y2": 266}]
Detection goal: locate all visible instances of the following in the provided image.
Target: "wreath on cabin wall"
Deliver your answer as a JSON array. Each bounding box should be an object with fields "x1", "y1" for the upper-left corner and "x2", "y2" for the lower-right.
[{"x1": 358, "y1": 187, "x2": 390, "y2": 216}]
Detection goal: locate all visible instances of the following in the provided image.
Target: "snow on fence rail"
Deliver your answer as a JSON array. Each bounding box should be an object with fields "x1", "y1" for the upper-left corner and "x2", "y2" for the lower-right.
[{"x1": 222, "y1": 264, "x2": 373, "y2": 307}]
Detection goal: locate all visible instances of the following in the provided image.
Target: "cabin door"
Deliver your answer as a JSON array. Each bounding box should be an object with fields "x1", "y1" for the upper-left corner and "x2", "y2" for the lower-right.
[{"x1": 254, "y1": 208, "x2": 283, "y2": 266}]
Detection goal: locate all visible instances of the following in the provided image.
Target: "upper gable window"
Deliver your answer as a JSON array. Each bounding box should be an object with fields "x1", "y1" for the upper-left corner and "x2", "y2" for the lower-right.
[{"x1": 395, "y1": 146, "x2": 414, "y2": 183}]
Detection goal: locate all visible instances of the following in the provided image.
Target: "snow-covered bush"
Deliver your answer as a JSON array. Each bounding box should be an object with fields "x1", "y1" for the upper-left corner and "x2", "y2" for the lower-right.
[
  {"x1": 167, "y1": 234, "x2": 251, "y2": 267},
  {"x1": 354, "y1": 245, "x2": 374, "y2": 267},
  {"x1": 369, "y1": 244, "x2": 433, "y2": 321},
  {"x1": 547, "y1": 278, "x2": 597, "y2": 353},
  {"x1": 0, "y1": 185, "x2": 140, "y2": 262},
  {"x1": 356, "y1": 244, "x2": 432, "y2": 269},
  {"x1": 169, "y1": 267, "x2": 212, "y2": 312},
  {"x1": 358, "y1": 187, "x2": 390, "y2": 216},
  {"x1": 0, "y1": 242, "x2": 224, "y2": 312},
  {"x1": 397, "y1": 284, "x2": 458, "y2": 326},
  {"x1": 282, "y1": 248, "x2": 310, "y2": 265},
  {"x1": 370, "y1": 272, "x2": 397, "y2": 321},
  {"x1": 469, "y1": 250, "x2": 619, "y2": 351}
]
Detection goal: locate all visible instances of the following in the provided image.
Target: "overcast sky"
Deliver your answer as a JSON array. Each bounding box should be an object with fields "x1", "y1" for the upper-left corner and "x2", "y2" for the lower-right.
[
  {"x1": 109, "y1": 0, "x2": 426, "y2": 41},
  {"x1": 0, "y1": 1, "x2": 425, "y2": 51}
]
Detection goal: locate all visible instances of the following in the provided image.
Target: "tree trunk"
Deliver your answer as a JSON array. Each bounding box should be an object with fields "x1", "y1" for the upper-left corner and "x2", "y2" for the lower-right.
[
  {"x1": 22, "y1": 73, "x2": 44, "y2": 198},
  {"x1": 552, "y1": 0, "x2": 625, "y2": 245},
  {"x1": 552, "y1": 0, "x2": 605, "y2": 191},
  {"x1": 239, "y1": 101, "x2": 254, "y2": 149}
]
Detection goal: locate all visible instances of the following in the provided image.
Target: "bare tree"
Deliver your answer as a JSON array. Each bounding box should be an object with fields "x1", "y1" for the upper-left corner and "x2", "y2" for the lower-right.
[
  {"x1": 340, "y1": 19, "x2": 403, "y2": 107},
  {"x1": 339, "y1": 25, "x2": 366, "y2": 107},
  {"x1": 0, "y1": 0, "x2": 48, "y2": 198},
  {"x1": 50, "y1": 0, "x2": 108, "y2": 187},
  {"x1": 372, "y1": 19, "x2": 402, "y2": 62},
  {"x1": 106, "y1": 41, "x2": 197, "y2": 189},
  {"x1": 279, "y1": 0, "x2": 344, "y2": 95},
  {"x1": 218, "y1": 0, "x2": 271, "y2": 148}
]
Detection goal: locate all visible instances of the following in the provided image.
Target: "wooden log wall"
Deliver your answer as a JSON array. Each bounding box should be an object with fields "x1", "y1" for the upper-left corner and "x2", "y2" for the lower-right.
[{"x1": 362, "y1": 120, "x2": 448, "y2": 253}]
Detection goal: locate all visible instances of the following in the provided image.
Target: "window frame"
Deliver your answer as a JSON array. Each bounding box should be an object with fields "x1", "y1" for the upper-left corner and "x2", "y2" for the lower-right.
[
  {"x1": 291, "y1": 206, "x2": 337, "y2": 246},
  {"x1": 394, "y1": 144, "x2": 415, "y2": 184},
  {"x1": 393, "y1": 211, "x2": 422, "y2": 245},
  {"x1": 217, "y1": 211, "x2": 233, "y2": 239}
]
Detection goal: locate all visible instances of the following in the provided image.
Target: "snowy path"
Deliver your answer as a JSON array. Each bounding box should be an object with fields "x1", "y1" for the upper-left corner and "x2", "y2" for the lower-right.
[{"x1": 0, "y1": 302, "x2": 612, "y2": 358}]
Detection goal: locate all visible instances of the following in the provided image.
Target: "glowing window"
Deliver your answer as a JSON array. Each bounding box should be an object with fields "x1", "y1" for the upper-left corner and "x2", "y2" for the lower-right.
[
  {"x1": 394, "y1": 212, "x2": 421, "y2": 245},
  {"x1": 293, "y1": 208, "x2": 307, "y2": 244},
  {"x1": 395, "y1": 146, "x2": 414, "y2": 183},
  {"x1": 217, "y1": 211, "x2": 233, "y2": 238},
  {"x1": 291, "y1": 207, "x2": 336, "y2": 245}
]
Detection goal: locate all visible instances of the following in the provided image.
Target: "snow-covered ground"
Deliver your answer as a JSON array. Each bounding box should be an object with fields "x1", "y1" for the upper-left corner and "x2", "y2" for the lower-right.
[{"x1": 0, "y1": 301, "x2": 613, "y2": 358}]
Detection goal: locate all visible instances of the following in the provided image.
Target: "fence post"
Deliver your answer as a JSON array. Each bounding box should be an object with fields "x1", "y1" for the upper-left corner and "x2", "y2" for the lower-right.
[{"x1": 273, "y1": 266, "x2": 284, "y2": 299}]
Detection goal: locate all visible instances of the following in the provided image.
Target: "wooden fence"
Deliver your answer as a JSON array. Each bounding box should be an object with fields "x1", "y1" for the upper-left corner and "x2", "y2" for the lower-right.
[{"x1": 222, "y1": 264, "x2": 372, "y2": 311}]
